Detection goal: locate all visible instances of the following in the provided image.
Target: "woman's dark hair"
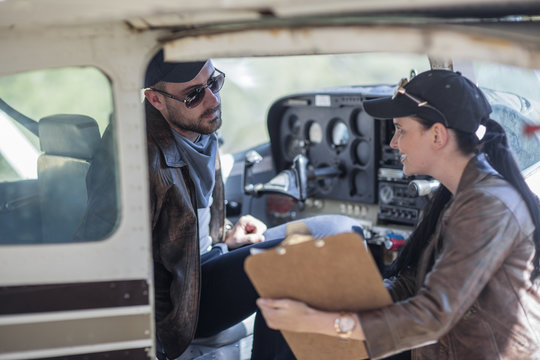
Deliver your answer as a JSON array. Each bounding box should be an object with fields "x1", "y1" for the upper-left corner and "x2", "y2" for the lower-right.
[{"x1": 386, "y1": 117, "x2": 540, "y2": 280}]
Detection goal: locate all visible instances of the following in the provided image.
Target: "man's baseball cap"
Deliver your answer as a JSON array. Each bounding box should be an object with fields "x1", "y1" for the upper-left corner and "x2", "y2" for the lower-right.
[
  {"x1": 363, "y1": 70, "x2": 492, "y2": 134},
  {"x1": 144, "y1": 49, "x2": 207, "y2": 88}
]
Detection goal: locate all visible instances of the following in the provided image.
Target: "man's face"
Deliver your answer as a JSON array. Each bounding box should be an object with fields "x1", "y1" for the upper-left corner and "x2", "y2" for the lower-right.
[{"x1": 148, "y1": 61, "x2": 222, "y2": 141}]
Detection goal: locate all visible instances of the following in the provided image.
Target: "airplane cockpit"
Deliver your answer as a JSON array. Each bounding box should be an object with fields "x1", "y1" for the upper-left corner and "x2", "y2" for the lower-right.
[
  {"x1": 2, "y1": 1, "x2": 540, "y2": 358},
  {"x1": 219, "y1": 60, "x2": 540, "y2": 273},
  {"x1": 2, "y1": 55, "x2": 540, "y2": 273},
  {"x1": 1, "y1": 53, "x2": 540, "y2": 360}
]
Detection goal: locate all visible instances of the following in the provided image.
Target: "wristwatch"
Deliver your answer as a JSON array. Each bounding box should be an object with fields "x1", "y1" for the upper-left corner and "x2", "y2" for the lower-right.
[{"x1": 334, "y1": 312, "x2": 356, "y2": 340}]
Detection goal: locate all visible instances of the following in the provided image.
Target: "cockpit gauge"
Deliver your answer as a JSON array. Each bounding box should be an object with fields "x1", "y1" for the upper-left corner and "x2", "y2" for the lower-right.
[
  {"x1": 379, "y1": 184, "x2": 394, "y2": 204},
  {"x1": 330, "y1": 120, "x2": 349, "y2": 148},
  {"x1": 353, "y1": 139, "x2": 371, "y2": 166},
  {"x1": 284, "y1": 135, "x2": 304, "y2": 160},
  {"x1": 306, "y1": 121, "x2": 323, "y2": 144},
  {"x1": 351, "y1": 108, "x2": 371, "y2": 137},
  {"x1": 288, "y1": 114, "x2": 301, "y2": 135}
]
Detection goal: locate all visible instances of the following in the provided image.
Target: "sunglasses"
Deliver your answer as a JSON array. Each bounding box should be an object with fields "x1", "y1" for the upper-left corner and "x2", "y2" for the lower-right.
[
  {"x1": 393, "y1": 77, "x2": 449, "y2": 127},
  {"x1": 149, "y1": 69, "x2": 225, "y2": 109}
]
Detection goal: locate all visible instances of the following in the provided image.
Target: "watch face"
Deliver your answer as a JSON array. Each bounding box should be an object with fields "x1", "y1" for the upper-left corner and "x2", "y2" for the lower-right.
[{"x1": 339, "y1": 314, "x2": 356, "y2": 332}]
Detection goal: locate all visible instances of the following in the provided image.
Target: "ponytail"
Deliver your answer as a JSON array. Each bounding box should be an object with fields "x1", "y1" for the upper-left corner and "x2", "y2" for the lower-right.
[
  {"x1": 385, "y1": 185, "x2": 452, "y2": 277},
  {"x1": 481, "y1": 119, "x2": 540, "y2": 279}
]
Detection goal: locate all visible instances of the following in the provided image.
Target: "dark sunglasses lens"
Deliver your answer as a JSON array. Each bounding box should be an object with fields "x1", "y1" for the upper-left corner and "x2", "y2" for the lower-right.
[
  {"x1": 209, "y1": 74, "x2": 225, "y2": 94},
  {"x1": 184, "y1": 73, "x2": 224, "y2": 108},
  {"x1": 185, "y1": 88, "x2": 205, "y2": 108}
]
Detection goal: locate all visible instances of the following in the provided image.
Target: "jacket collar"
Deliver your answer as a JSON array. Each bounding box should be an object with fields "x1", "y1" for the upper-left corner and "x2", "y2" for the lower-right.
[
  {"x1": 456, "y1": 153, "x2": 499, "y2": 194},
  {"x1": 146, "y1": 104, "x2": 187, "y2": 168}
]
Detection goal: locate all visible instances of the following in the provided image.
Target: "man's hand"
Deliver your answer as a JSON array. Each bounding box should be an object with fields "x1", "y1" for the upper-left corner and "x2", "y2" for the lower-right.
[{"x1": 224, "y1": 215, "x2": 267, "y2": 249}]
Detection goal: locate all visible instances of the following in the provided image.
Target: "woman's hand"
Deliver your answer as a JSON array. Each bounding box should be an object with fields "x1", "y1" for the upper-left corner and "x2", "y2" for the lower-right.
[
  {"x1": 224, "y1": 215, "x2": 267, "y2": 249},
  {"x1": 257, "y1": 298, "x2": 365, "y2": 340},
  {"x1": 257, "y1": 298, "x2": 320, "y2": 333}
]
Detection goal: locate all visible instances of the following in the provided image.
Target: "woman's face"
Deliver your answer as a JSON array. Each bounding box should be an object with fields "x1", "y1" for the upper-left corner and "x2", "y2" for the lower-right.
[{"x1": 390, "y1": 116, "x2": 433, "y2": 176}]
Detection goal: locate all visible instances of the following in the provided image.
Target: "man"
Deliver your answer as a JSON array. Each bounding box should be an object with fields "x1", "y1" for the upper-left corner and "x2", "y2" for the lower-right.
[
  {"x1": 143, "y1": 49, "x2": 369, "y2": 360},
  {"x1": 143, "y1": 49, "x2": 279, "y2": 359},
  {"x1": 76, "y1": 49, "x2": 361, "y2": 359}
]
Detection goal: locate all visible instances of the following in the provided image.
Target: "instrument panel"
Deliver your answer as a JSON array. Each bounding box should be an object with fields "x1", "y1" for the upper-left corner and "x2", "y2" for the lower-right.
[
  {"x1": 267, "y1": 85, "x2": 430, "y2": 226},
  {"x1": 268, "y1": 87, "x2": 393, "y2": 205}
]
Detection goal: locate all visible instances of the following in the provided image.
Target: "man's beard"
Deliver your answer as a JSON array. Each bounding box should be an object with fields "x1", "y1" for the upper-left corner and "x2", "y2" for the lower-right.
[{"x1": 168, "y1": 104, "x2": 222, "y2": 135}]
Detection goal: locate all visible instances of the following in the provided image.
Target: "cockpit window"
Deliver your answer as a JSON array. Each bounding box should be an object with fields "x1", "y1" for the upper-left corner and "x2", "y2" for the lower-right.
[
  {"x1": 213, "y1": 54, "x2": 540, "y2": 196},
  {"x1": 0, "y1": 67, "x2": 119, "y2": 244},
  {"x1": 474, "y1": 61, "x2": 540, "y2": 172},
  {"x1": 214, "y1": 53, "x2": 431, "y2": 154}
]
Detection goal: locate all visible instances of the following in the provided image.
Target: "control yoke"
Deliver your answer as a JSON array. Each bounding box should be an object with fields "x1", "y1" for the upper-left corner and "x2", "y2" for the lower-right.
[{"x1": 243, "y1": 151, "x2": 342, "y2": 202}]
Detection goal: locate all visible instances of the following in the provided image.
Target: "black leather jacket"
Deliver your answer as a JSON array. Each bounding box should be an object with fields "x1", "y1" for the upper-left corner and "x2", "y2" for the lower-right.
[
  {"x1": 76, "y1": 106, "x2": 226, "y2": 358},
  {"x1": 361, "y1": 155, "x2": 540, "y2": 359},
  {"x1": 146, "y1": 105, "x2": 226, "y2": 358}
]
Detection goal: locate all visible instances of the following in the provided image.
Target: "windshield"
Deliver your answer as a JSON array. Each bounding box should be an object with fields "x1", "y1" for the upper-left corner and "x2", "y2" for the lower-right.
[
  {"x1": 214, "y1": 53, "x2": 431, "y2": 154},
  {"x1": 214, "y1": 54, "x2": 540, "y2": 174},
  {"x1": 474, "y1": 61, "x2": 540, "y2": 171}
]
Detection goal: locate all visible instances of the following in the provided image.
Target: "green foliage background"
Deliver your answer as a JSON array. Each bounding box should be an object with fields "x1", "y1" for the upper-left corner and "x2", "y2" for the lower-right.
[
  {"x1": 0, "y1": 67, "x2": 113, "y2": 135},
  {"x1": 0, "y1": 67, "x2": 113, "y2": 181}
]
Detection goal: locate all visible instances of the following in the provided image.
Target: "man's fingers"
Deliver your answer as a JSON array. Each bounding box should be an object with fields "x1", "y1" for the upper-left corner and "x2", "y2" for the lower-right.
[{"x1": 245, "y1": 233, "x2": 265, "y2": 243}]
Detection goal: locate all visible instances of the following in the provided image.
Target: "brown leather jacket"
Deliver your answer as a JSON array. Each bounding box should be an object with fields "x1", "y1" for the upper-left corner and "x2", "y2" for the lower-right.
[
  {"x1": 361, "y1": 155, "x2": 540, "y2": 359},
  {"x1": 146, "y1": 105, "x2": 226, "y2": 358}
]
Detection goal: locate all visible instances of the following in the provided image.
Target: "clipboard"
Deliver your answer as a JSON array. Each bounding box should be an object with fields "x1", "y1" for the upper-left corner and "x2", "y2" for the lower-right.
[{"x1": 244, "y1": 231, "x2": 392, "y2": 360}]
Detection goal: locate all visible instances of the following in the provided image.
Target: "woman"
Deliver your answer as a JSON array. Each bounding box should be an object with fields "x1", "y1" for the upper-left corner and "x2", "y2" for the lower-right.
[{"x1": 256, "y1": 70, "x2": 540, "y2": 359}]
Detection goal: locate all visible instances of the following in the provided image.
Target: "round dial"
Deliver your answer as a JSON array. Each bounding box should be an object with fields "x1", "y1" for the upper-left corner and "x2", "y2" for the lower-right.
[
  {"x1": 352, "y1": 108, "x2": 371, "y2": 137},
  {"x1": 353, "y1": 139, "x2": 371, "y2": 166},
  {"x1": 330, "y1": 120, "x2": 349, "y2": 147},
  {"x1": 306, "y1": 121, "x2": 323, "y2": 144},
  {"x1": 288, "y1": 114, "x2": 301, "y2": 135},
  {"x1": 379, "y1": 184, "x2": 394, "y2": 204}
]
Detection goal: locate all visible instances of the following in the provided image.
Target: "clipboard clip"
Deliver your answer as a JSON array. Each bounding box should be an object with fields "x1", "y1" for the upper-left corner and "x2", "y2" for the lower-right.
[{"x1": 275, "y1": 238, "x2": 326, "y2": 256}]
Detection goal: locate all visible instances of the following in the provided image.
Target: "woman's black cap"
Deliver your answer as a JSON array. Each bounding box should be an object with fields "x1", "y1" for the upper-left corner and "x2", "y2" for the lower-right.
[{"x1": 363, "y1": 70, "x2": 492, "y2": 133}]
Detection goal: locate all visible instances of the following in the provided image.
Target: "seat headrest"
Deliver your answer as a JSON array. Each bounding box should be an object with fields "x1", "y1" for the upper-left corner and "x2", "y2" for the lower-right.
[{"x1": 39, "y1": 114, "x2": 101, "y2": 160}]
